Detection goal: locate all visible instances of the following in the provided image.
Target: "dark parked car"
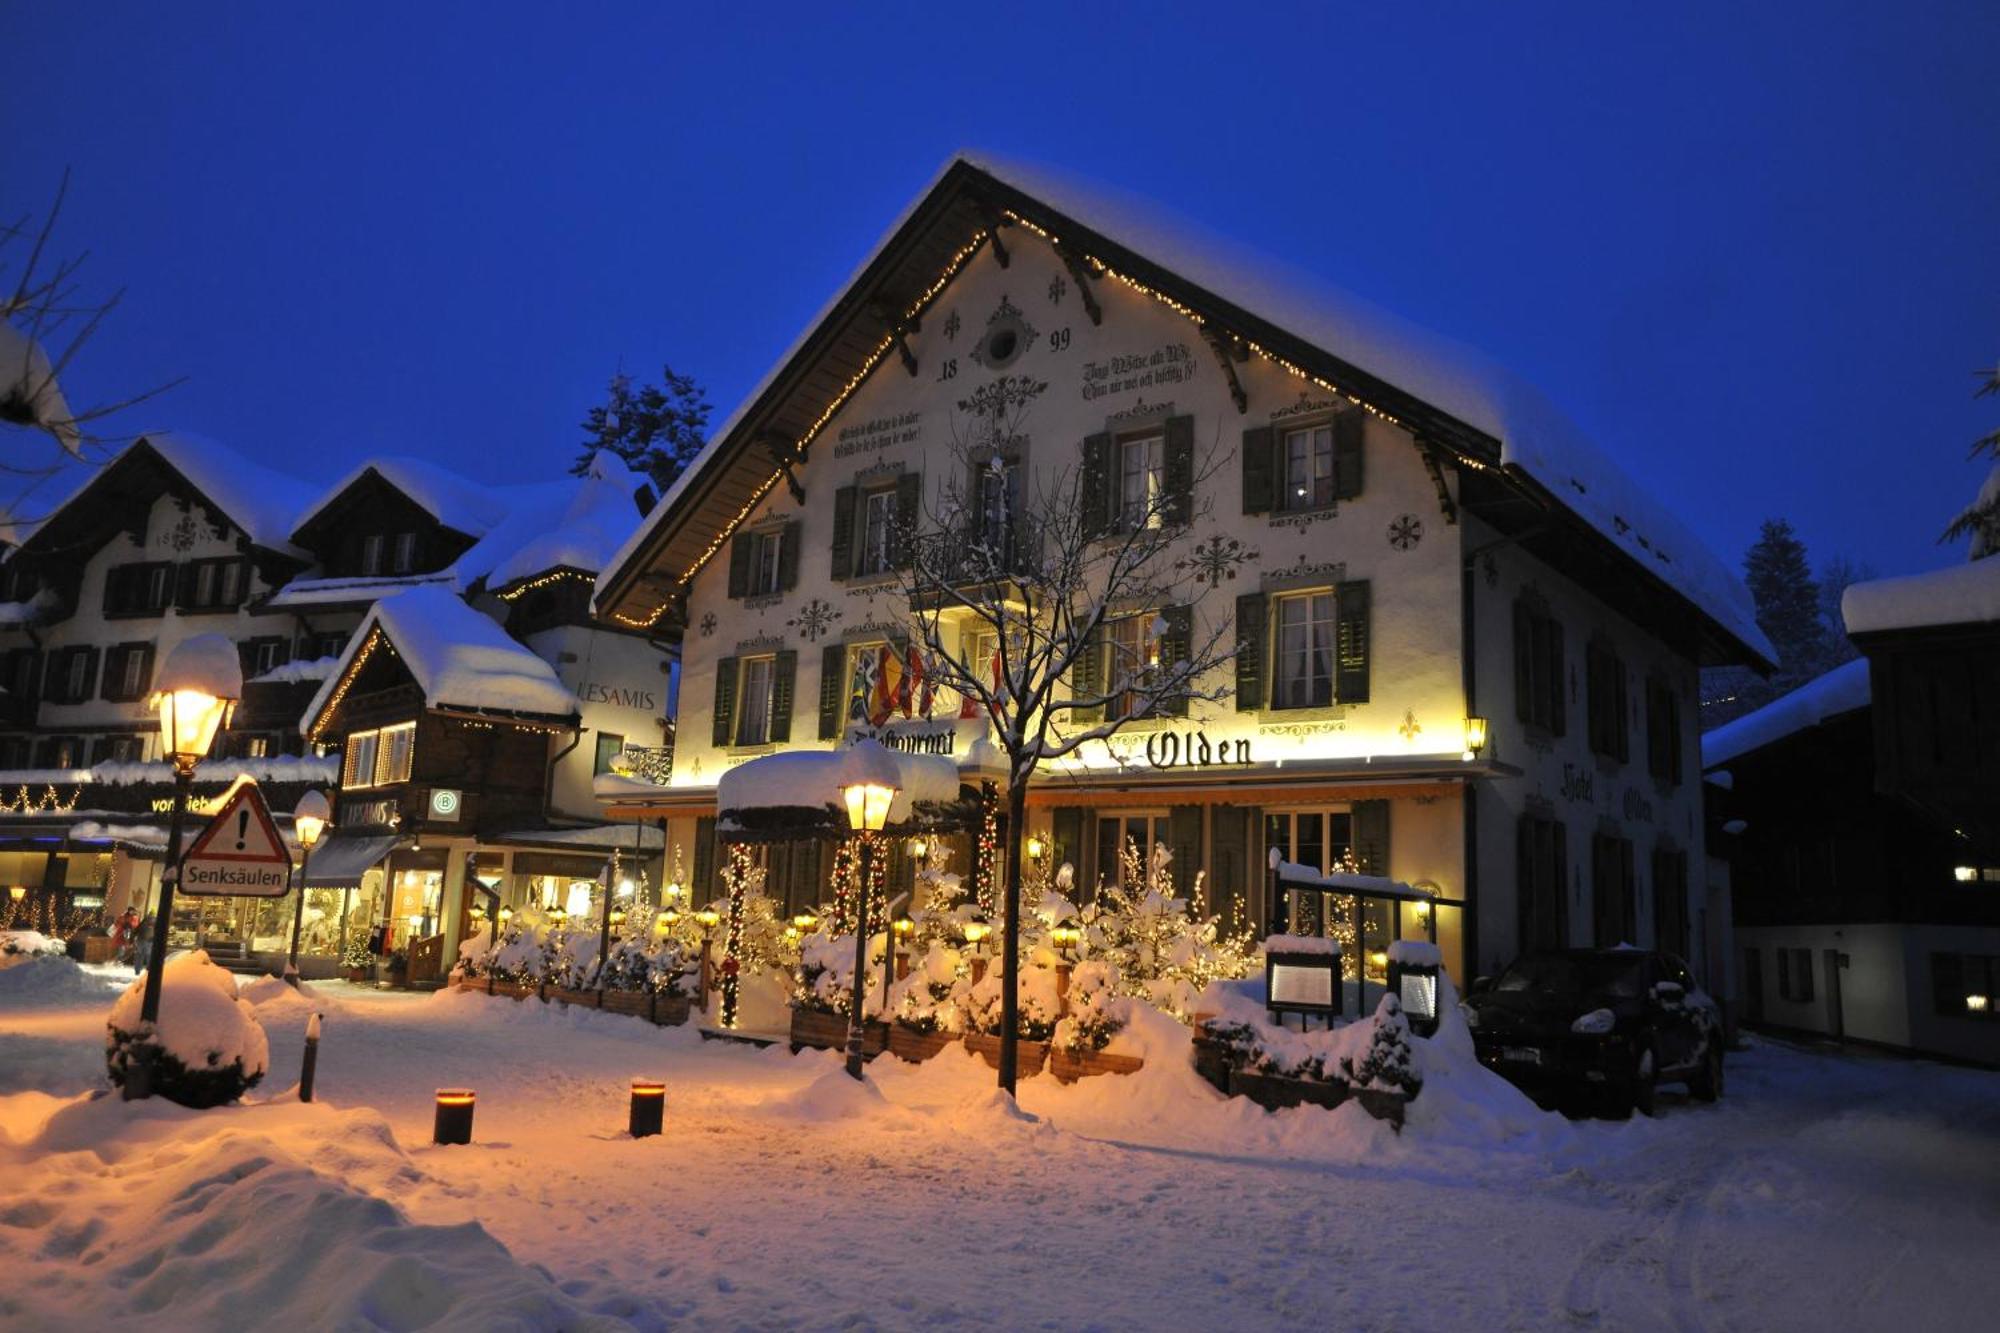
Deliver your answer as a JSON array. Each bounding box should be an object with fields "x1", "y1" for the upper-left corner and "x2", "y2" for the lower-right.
[{"x1": 1462, "y1": 948, "x2": 1723, "y2": 1116}]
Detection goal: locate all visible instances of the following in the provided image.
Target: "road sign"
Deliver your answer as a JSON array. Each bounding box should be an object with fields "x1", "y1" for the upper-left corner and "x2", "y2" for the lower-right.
[{"x1": 179, "y1": 778, "x2": 294, "y2": 898}]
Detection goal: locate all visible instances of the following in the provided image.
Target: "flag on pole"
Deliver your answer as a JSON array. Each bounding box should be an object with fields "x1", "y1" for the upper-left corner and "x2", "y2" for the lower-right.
[
  {"x1": 848, "y1": 649, "x2": 875, "y2": 723},
  {"x1": 907, "y1": 645, "x2": 932, "y2": 719},
  {"x1": 869, "y1": 645, "x2": 903, "y2": 727}
]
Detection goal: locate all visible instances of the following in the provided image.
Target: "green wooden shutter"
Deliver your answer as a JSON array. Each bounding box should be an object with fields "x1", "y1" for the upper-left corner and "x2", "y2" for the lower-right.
[
  {"x1": 894, "y1": 471, "x2": 921, "y2": 568},
  {"x1": 1160, "y1": 604, "x2": 1193, "y2": 717},
  {"x1": 1051, "y1": 807, "x2": 1083, "y2": 879},
  {"x1": 693, "y1": 816, "x2": 716, "y2": 898},
  {"x1": 768, "y1": 650, "x2": 797, "y2": 743},
  {"x1": 1164, "y1": 414, "x2": 1195, "y2": 525},
  {"x1": 1335, "y1": 580, "x2": 1371, "y2": 704},
  {"x1": 1548, "y1": 621, "x2": 1567, "y2": 737},
  {"x1": 1070, "y1": 622, "x2": 1105, "y2": 724},
  {"x1": 1353, "y1": 799, "x2": 1390, "y2": 876},
  {"x1": 1080, "y1": 432, "x2": 1113, "y2": 536},
  {"x1": 727, "y1": 533, "x2": 753, "y2": 599},
  {"x1": 1234, "y1": 592, "x2": 1266, "y2": 711},
  {"x1": 1333, "y1": 411, "x2": 1365, "y2": 500},
  {"x1": 1168, "y1": 805, "x2": 1203, "y2": 899},
  {"x1": 818, "y1": 644, "x2": 845, "y2": 740},
  {"x1": 711, "y1": 656, "x2": 738, "y2": 748},
  {"x1": 1209, "y1": 804, "x2": 1248, "y2": 919},
  {"x1": 777, "y1": 521, "x2": 801, "y2": 591},
  {"x1": 830, "y1": 484, "x2": 857, "y2": 579},
  {"x1": 1513, "y1": 600, "x2": 1533, "y2": 723},
  {"x1": 1241, "y1": 425, "x2": 1275, "y2": 514}
]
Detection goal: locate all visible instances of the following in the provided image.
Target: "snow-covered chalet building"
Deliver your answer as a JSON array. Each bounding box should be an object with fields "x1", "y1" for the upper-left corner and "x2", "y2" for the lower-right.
[
  {"x1": 1706, "y1": 555, "x2": 2000, "y2": 1066},
  {"x1": 592, "y1": 155, "x2": 1775, "y2": 997},
  {"x1": 0, "y1": 435, "x2": 667, "y2": 979}
]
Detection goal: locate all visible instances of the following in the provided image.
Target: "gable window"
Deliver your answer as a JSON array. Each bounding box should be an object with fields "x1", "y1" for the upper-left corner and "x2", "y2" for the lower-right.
[
  {"x1": 104, "y1": 561, "x2": 177, "y2": 617},
  {"x1": 392, "y1": 532, "x2": 418, "y2": 574},
  {"x1": 1646, "y1": 680, "x2": 1683, "y2": 784},
  {"x1": 1281, "y1": 424, "x2": 1336, "y2": 512},
  {"x1": 341, "y1": 721, "x2": 416, "y2": 789},
  {"x1": 736, "y1": 656, "x2": 775, "y2": 746},
  {"x1": 107, "y1": 645, "x2": 152, "y2": 701},
  {"x1": 593, "y1": 732, "x2": 625, "y2": 776},
  {"x1": 360, "y1": 534, "x2": 386, "y2": 577},
  {"x1": 1586, "y1": 643, "x2": 1629, "y2": 762},
  {"x1": 1513, "y1": 597, "x2": 1566, "y2": 735},
  {"x1": 181, "y1": 558, "x2": 246, "y2": 613},
  {"x1": 727, "y1": 522, "x2": 800, "y2": 599},
  {"x1": 857, "y1": 488, "x2": 898, "y2": 577},
  {"x1": 1273, "y1": 591, "x2": 1335, "y2": 709},
  {"x1": 1120, "y1": 433, "x2": 1165, "y2": 530}
]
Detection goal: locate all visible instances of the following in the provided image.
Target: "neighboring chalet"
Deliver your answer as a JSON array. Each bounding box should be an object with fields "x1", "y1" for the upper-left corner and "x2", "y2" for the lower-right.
[
  {"x1": 0, "y1": 438, "x2": 667, "y2": 980},
  {"x1": 1707, "y1": 555, "x2": 2000, "y2": 1065},
  {"x1": 591, "y1": 154, "x2": 1774, "y2": 999}
]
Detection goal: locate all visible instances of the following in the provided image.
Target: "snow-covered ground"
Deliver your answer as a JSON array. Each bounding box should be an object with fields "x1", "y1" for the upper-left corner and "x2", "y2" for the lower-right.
[{"x1": 4, "y1": 962, "x2": 1999, "y2": 1330}]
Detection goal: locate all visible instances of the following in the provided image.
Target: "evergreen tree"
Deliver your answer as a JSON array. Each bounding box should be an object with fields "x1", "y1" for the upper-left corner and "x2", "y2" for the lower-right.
[
  {"x1": 574, "y1": 365, "x2": 711, "y2": 491},
  {"x1": 1743, "y1": 518, "x2": 1828, "y2": 685},
  {"x1": 1939, "y1": 359, "x2": 1999, "y2": 561}
]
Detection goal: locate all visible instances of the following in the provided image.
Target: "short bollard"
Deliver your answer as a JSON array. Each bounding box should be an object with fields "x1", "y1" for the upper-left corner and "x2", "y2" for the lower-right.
[
  {"x1": 299, "y1": 1012, "x2": 321, "y2": 1103},
  {"x1": 629, "y1": 1078, "x2": 665, "y2": 1138},
  {"x1": 434, "y1": 1089, "x2": 476, "y2": 1145}
]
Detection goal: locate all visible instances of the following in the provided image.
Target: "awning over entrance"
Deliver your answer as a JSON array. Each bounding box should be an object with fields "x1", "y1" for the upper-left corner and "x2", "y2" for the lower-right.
[{"x1": 302, "y1": 832, "x2": 398, "y2": 887}]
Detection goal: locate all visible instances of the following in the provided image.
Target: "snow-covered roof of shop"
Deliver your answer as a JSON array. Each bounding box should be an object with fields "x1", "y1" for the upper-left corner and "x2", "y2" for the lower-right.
[
  {"x1": 261, "y1": 572, "x2": 459, "y2": 611},
  {"x1": 1841, "y1": 558, "x2": 2000, "y2": 637},
  {"x1": 460, "y1": 452, "x2": 652, "y2": 590},
  {"x1": 717, "y1": 747, "x2": 961, "y2": 826},
  {"x1": 1701, "y1": 657, "x2": 1871, "y2": 769},
  {"x1": 597, "y1": 152, "x2": 1771, "y2": 667},
  {"x1": 299, "y1": 585, "x2": 578, "y2": 734}
]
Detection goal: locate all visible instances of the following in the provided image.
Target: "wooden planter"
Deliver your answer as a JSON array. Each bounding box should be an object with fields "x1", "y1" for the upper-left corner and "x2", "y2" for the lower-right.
[
  {"x1": 648, "y1": 992, "x2": 692, "y2": 1027},
  {"x1": 1047, "y1": 1047, "x2": 1145, "y2": 1084},
  {"x1": 488, "y1": 980, "x2": 535, "y2": 1001},
  {"x1": 789, "y1": 1006, "x2": 887, "y2": 1056},
  {"x1": 886, "y1": 1024, "x2": 958, "y2": 1064},
  {"x1": 1228, "y1": 1068, "x2": 1349, "y2": 1111},
  {"x1": 551, "y1": 988, "x2": 603, "y2": 1009},
  {"x1": 964, "y1": 1032, "x2": 1048, "y2": 1077},
  {"x1": 344, "y1": 966, "x2": 371, "y2": 983},
  {"x1": 599, "y1": 989, "x2": 648, "y2": 1017},
  {"x1": 1190, "y1": 1035, "x2": 1237, "y2": 1094}
]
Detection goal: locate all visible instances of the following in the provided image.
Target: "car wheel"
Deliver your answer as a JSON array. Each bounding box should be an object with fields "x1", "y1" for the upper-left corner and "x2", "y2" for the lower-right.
[
  {"x1": 1631, "y1": 1047, "x2": 1659, "y2": 1117},
  {"x1": 1690, "y1": 1043, "x2": 1723, "y2": 1103}
]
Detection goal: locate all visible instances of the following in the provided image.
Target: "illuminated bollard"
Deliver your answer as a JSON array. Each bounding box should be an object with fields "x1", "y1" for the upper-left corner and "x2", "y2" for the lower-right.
[
  {"x1": 434, "y1": 1088, "x2": 476, "y2": 1144},
  {"x1": 629, "y1": 1078, "x2": 665, "y2": 1138}
]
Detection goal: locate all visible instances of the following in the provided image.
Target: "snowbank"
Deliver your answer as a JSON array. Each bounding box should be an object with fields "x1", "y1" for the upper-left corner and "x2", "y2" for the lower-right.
[
  {"x1": 1, "y1": 929, "x2": 66, "y2": 965},
  {"x1": 0, "y1": 954, "x2": 117, "y2": 1006}
]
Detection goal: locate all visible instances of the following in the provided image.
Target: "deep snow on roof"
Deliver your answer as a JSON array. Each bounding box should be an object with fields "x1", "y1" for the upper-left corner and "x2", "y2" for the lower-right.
[
  {"x1": 1701, "y1": 657, "x2": 1871, "y2": 769},
  {"x1": 299, "y1": 455, "x2": 514, "y2": 538},
  {"x1": 299, "y1": 585, "x2": 578, "y2": 734},
  {"x1": 458, "y1": 452, "x2": 651, "y2": 590},
  {"x1": 597, "y1": 152, "x2": 1772, "y2": 666},
  {"x1": 1842, "y1": 556, "x2": 2000, "y2": 636}
]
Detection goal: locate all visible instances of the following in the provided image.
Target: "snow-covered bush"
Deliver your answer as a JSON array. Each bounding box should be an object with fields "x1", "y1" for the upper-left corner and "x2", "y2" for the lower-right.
[
  {"x1": 958, "y1": 960, "x2": 1062, "y2": 1040},
  {"x1": 1342, "y1": 994, "x2": 1423, "y2": 1098},
  {"x1": 793, "y1": 929, "x2": 891, "y2": 1017},
  {"x1": 887, "y1": 942, "x2": 965, "y2": 1033},
  {"x1": 1050, "y1": 959, "x2": 1126, "y2": 1053},
  {"x1": 1084, "y1": 839, "x2": 1256, "y2": 1018},
  {"x1": 105, "y1": 950, "x2": 268, "y2": 1108},
  {"x1": 1, "y1": 929, "x2": 67, "y2": 968}
]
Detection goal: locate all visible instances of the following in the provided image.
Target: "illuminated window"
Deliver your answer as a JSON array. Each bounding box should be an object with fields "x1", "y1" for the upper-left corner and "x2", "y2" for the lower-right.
[
  {"x1": 1281, "y1": 425, "x2": 1335, "y2": 512},
  {"x1": 1106, "y1": 614, "x2": 1162, "y2": 722},
  {"x1": 749, "y1": 529, "x2": 784, "y2": 597},
  {"x1": 342, "y1": 722, "x2": 415, "y2": 788},
  {"x1": 1120, "y1": 434, "x2": 1164, "y2": 529},
  {"x1": 858, "y1": 489, "x2": 897, "y2": 576}
]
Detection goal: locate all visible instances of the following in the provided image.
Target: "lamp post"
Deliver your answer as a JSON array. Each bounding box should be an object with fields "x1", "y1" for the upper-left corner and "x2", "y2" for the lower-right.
[
  {"x1": 284, "y1": 789, "x2": 331, "y2": 988},
  {"x1": 839, "y1": 740, "x2": 899, "y2": 1081},
  {"x1": 133, "y1": 636, "x2": 240, "y2": 1097},
  {"x1": 694, "y1": 908, "x2": 720, "y2": 1010}
]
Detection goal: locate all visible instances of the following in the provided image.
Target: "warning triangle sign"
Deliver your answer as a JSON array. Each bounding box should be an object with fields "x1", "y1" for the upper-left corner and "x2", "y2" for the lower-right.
[{"x1": 180, "y1": 777, "x2": 295, "y2": 898}]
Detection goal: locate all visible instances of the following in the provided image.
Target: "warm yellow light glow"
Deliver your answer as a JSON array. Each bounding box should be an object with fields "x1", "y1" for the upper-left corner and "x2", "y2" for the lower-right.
[
  {"x1": 962, "y1": 920, "x2": 992, "y2": 948},
  {"x1": 1369, "y1": 950, "x2": 1389, "y2": 968},
  {"x1": 294, "y1": 789, "x2": 331, "y2": 850},
  {"x1": 1969, "y1": 994, "x2": 1991, "y2": 1013},
  {"x1": 156, "y1": 689, "x2": 233, "y2": 766},
  {"x1": 1413, "y1": 899, "x2": 1432, "y2": 921},
  {"x1": 610, "y1": 906, "x2": 627, "y2": 927},
  {"x1": 631, "y1": 1079, "x2": 666, "y2": 1097},
  {"x1": 695, "y1": 908, "x2": 720, "y2": 931},
  {"x1": 909, "y1": 838, "x2": 929, "y2": 860},
  {"x1": 1026, "y1": 835, "x2": 1046, "y2": 862},
  {"x1": 665, "y1": 880, "x2": 683, "y2": 902},
  {"x1": 498, "y1": 906, "x2": 514, "y2": 924},
  {"x1": 1954, "y1": 866, "x2": 1979, "y2": 883},
  {"x1": 793, "y1": 912, "x2": 819, "y2": 933},
  {"x1": 844, "y1": 781, "x2": 896, "y2": 833},
  {"x1": 1463, "y1": 716, "x2": 1489, "y2": 760},
  {"x1": 892, "y1": 914, "x2": 914, "y2": 938},
  {"x1": 435, "y1": 1089, "x2": 476, "y2": 1106}
]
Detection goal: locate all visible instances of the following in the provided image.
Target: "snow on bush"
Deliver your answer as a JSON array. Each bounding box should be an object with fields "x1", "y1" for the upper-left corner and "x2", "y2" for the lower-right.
[
  {"x1": 887, "y1": 941, "x2": 965, "y2": 1033},
  {"x1": 0, "y1": 929, "x2": 66, "y2": 967},
  {"x1": 960, "y1": 960, "x2": 1063, "y2": 1040},
  {"x1": 1084, "y1": 839, "x2": 1256, "y2": 1018},
  {"x1": 105, "y1": 950, "x2": 269, "y2": 1108},
  {"x1": 456, "y1": 910, "x2": 691, "y2": 996},
  {"x1": 1050, "y1": 959, "x2": 1126, "y2": 1053}
]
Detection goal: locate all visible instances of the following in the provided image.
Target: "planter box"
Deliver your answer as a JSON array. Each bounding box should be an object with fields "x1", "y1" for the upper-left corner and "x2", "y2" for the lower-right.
[
  {"x1": 648, "y1": 993, "x2": 692, "y2": 1027},
  {"x1": 1047, "y1": 1047, "x2": 1145, "y2": 1084},
  {"x1": 964, "y1": 1032, "x2": 1047, "y2": 1077},
  {"x1": 551, "y1": 988, "x2": 603, "y2": 1009},
  {"x1": 1190, "y1": 1036, "x2": 1236, "y2": 1094},
  {"x1": 600, "y1": 989, "x2": 648, "y2": 1017},
  {"x1": 886, "y1": 1025, "x2": 958, "y2": 1064},
  {"x1": 70, "y1": 935, "x2": 117, "y2": 964},
  {"x1": 1228, "y1": 1068, "x2": 1350, "y2": 1111},
  {"x1": 344, "y1": 966, "x2": 371, "y2": 984},
  {"x1": 1353, "y1": 1088, "x2": 1409, "y2": 1129},
  {"x1": 487, "y1": 980, "x2": 535, "y2": 1001},
  {"x1": 789, "y1": 1006, "x2": 886, "y2": 1056}
]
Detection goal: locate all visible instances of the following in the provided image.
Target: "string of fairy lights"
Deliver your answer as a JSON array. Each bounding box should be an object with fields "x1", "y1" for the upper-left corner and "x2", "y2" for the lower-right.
[
  {"x1": 719, "y1": 842, "x2": 756, "y2": 1028},
  {"x1": 606, "y1": 196, "x2": 1485, "y2": 629},
  {"x1": 305, "y1": 627, "x2": 386, "y2": 744},
  {"x1": 496, "y1": 567, "x2": 596, "y2": 602},
  {"x1": 1, "y1": 785, "x2": 81, "y2": 815}
]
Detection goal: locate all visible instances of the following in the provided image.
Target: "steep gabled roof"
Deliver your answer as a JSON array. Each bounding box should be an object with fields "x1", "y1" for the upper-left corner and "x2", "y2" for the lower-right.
[
  {"x1": 299, "y1": 585, "x2": 579, "y2": 739},
  {"x1": 594, "y1": 152, "x2": 1773, "y2": 670},
  {"x1": 293, "y1": 455, "x2": 514, "y2": 544}
]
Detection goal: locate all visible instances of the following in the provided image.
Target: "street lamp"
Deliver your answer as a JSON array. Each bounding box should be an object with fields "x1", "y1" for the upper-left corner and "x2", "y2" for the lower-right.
[
  {"x1": 135, "y1": 635, "x2": 240, "y2": 1074},
  {"x1": 1051, "y1": 916, "x2": 1082, "y2": 960},
  {"x1": 839, "y1": 739, "x2": 900, "y2": 1081},
  {"x1": 1026, "y1": 834, "x2": 1046, "y2": 863},
  {"x1": 694, "y1": 907, "x2": 720, "y2": 1010},
  {"x1": 284, "y1": 789, "x2": 332, "y2": 988}
]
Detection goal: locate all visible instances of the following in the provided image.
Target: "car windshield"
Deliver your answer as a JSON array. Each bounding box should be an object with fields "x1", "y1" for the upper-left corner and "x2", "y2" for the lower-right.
[{"x1": 1495, "y1": 953, "x2": 1647, "y2": 1000}]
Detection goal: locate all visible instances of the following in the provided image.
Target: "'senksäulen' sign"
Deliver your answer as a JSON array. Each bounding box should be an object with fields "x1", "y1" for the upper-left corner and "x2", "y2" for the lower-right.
[{"x1": 178, "y1": 779, "x2": 294, "y2": 899}]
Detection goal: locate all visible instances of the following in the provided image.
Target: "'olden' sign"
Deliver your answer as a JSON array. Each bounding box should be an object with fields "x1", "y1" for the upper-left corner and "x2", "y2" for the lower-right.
[
  {"x1": 1144, "y1": 731, "x2": 1253, "y2": 770},
  {"x1": 178, "y1": 779, "x2": 294, "y2": 899}
]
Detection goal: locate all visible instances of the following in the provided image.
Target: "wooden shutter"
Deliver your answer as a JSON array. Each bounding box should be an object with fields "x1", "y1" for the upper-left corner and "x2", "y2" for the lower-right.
[
  {"x1": 1163, "y1": 415, "x2": 1194, "y2": 525},
  {"x1": 894, "y1": 471, "x2": 921, "y2": 568},
  {"x1": 78, "y1": 647, "x2": 100, "y2": 702},
  {"x1": 711, "y1": 657, "x2": 738, "y2": 748},
  {"x1": 776, "y1": 521, "x2": 801, "y2": 592},
  {"x1": 726, "y1": 533, "x2": 753, "y2": 599},
  {"x1": 1234, "y1": 592, "x2": 1266, "y2": 711},
  {"x1": 1241, "y1": 425, "x2": 1275, "y2": 514},
  {"x1": 1548, "y1": 621, "x2": 1567, "y2": 737},
  {"x1": 1335, "y1": 580, "x2": 1371, "y2": 703},
  {"x1": 1353, "y1": 799, "x2": 1390, "y2": 876},
  {"x1": 693, "y1": 816, "x2": 716, "y2": 898},
  {"x1": 817, "y1": 644, "x2": 845, "y2": 740},
  {"x1": 1515, "y1": 817, "x2": 1536, "y2": 953},
  {"x1": 1070, "y1": 622, "x2": 1105, "y2": 724},
  {"x1": 101, "y1": 565, "x2": 125, "y2": 616},
  {"x1": 1513, "y1": 600, "x2": 1534, "y2": 723},
  {"x1": 137, "y1": 644, "x2": 156, "y2": 697},
  {"x1": 1333, "y1": 411, "x2": 1365, "y2": 500},
  {"x1": 1168, "y1": 805, "x2": 1203, "y2": 898},
  {"x1": 1159, "y1": 604, "x2": 1192, "y2": 717},
  {"x1": 1080, "y1": 432, "x2": 1113, "y2": 536},
  {"x1": 768, "y1": 650, "x2": 797, "y2": 743},
  {"x1": 99, "y1": 647, "x2": 121, "y2": 700},
  {"x1": 829, "y1": 484, "x2": 858, "y2": 579}
]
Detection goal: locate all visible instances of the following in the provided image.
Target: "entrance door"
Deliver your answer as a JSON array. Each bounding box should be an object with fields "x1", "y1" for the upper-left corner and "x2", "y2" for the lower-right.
[
  {"x1": 1822, "y1": 949, "x2": 1845, "y2": 1039},
  {"x1": 1742, "y1": 947, "x2": 1764, "y2": 1024}
]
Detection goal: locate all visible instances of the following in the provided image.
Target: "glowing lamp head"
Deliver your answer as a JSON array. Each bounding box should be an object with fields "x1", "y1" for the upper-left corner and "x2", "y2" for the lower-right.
[
  {"x1": 962, "y1": 918, "x2": 991, "y2": 948},
  {"x1": 839, "y1": 738, "x2": 902, "y2": 833},
  {"x1": 665, "y1": 880, "x2": 683, "y2": 902},
  {"x1": 695, "y1": 908, "x2": 720, "y2": 931},
  {"x1": 8, "y1": 885, "x2": 25, "y2": 902},
  {"x1": 1462, "y1": 716, "x2": 1489, "y2": 760},
  {"x1": 549, "y1": 904, "x2": 568, "y2": 924},
  {"x1": 1954, "y1": 866, "x2": 1978, "y2": 884},
  {"x1": 909, "y1": 837, "x2": 929, "y2": 860},
  {"x1": 793, "y1": 912, "x2": 819, "y2": 933},
  {"x1": 1026, "y1": 834, "x2": 1046, "y2": 862},
  {"x1": 892, "y1": 913, "x2": 914, "y2": 939},
  {"x1": 1051, "y1": 918, "x2": 1082, "y2": 954},
  {"x1": 498, "y1": 906, "x2": 514, "y2": 924},
  {"x1": 293, "y1": 789, "x2": 331, "y2": 850},
  {"x1": 609, "y1": 906, "x2": 627, "y2": 927},
  {"x1": 151, "y1": 634, "x2": 242, "y2": 769}
]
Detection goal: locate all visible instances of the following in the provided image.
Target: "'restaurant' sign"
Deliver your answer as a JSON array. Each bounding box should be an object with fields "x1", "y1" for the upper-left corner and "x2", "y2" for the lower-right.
[{"x1": 177, "y1": 779, "x2": 294, "y2": 898}]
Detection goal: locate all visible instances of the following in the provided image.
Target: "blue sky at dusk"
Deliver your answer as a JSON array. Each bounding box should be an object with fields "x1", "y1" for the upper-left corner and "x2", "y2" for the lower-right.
[{"x1": 5, "y1": 1, "x2": 1995, "y2": 583}]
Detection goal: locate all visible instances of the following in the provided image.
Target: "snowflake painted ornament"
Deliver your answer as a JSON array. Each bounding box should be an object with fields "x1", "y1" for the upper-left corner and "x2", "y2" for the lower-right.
[{"x1": 1388, "y1": 514, "x2": 1424, "y2": 551}]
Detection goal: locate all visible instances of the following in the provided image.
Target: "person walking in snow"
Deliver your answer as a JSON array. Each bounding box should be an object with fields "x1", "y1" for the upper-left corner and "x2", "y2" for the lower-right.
[
  {"x1": 130, "y1": 911, "x2": 152, "y2": 975},
  {"x1": 110, "y1": 906, "x2": 140, "y2": 965}
]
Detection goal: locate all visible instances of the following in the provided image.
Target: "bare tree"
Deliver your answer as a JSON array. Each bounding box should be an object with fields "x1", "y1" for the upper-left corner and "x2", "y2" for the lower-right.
[
  {"x1": 2, "y1": 171, "x2": 182, "y2": 521},
  {"x1": 888, "y1": 384, "x2": 1247, "y2": 1093}
]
